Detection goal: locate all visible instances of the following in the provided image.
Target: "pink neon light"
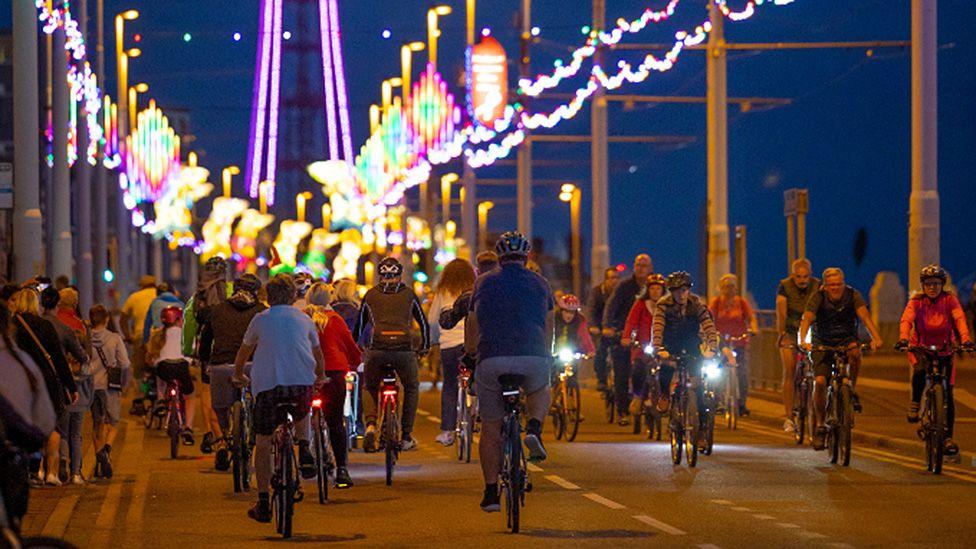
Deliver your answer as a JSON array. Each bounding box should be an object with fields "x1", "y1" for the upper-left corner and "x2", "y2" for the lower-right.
[
  {"x1": 247, "y1": 0, "x2": 274, "y2": 199},
  {"x1": 327, "y1": 0, "x2": 354, "y2": 162},
  {"x1": 318, "y1": 0, "x2": 339, "y2": 160},
  {"x1": 264, "y1": 0, "x2": 284, "y2": 205}
]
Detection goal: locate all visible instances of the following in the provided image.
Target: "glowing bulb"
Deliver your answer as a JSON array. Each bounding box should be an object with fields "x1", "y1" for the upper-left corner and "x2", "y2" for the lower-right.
[
  {"x1": 283, "y1": 30, "x2": 292, "y2": 40},
  {"x1": 233, "y1": 32, "x2": 242, "y2": 42},
  {"x1": 481, "y1": 27, "x2": 491, "y2": 37},
  {"x1": 531, "y1": 26, "x2": 540, "y2": 36},
  {"x1": 182, "y1": 32, "x2": 192, "y2": 42},
  {"x1": 382, "y1": 29, "x2": 392, "y2": 39},
  {"x1": 581, "y1": 25, "x2": 591, "y2": 34}
]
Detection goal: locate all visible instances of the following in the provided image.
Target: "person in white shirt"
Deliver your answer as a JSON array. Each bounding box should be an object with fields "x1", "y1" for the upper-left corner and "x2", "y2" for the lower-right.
[{"x1": 147, "y1": 306, "x2": 196, "y2": 445}]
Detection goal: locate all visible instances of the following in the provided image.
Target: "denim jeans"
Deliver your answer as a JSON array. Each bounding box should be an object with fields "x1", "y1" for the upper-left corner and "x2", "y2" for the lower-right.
[
  {"x1": 57, "y1": 410, "x2": 85, "y2": 475},
  {"x1": 439, "y1": 345, "x2": 464, "y2": 431}
]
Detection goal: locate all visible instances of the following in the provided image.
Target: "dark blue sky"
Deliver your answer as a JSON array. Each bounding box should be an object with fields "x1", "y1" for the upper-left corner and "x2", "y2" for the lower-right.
[{"x1": 6, "y1": 1, "x2": 976, "y2": 305}]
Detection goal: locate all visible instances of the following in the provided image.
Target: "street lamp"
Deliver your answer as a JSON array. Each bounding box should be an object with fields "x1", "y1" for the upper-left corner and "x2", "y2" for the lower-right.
[
  {"x1": 560, "y1": 183, "x2": 582, "y2": 296},
  {"x1": 296, "y1": 191, "x2": 313, "y2": 223},
  {"x1": 478, "y1": 200, "x2": 494, "y2": 252},
  {"x1": 115, "y1": 9, "x2": 139, "y2": 137},
  {"x1": 441, "y1": 173, "x2": 459, "y2": 225},
  {"x1": 222, "y1": 165, "x2": 241, "y2": 198},
  {"x1": 381, "y1": 77, "x2": 403, "y2": 111},
  {"x1": 427, "y1": 5, "x2": 452, "y2": 70},
  {"x1": 128, "y1": 82, "x2": 148, "y2": 131},
  {"x1": 466, "y1": 0, "x2": 477, "y2": 46},
  {"x1": 400, "y1": 41, "x2": 425, "y2": 103},
  {"x1": 258, "y1": 181, "x2": 274, "y2": 214}
]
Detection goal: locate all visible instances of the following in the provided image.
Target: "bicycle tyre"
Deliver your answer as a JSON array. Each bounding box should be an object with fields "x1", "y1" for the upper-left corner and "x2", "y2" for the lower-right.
[
  {"x1": 551, "y1": 387, "x2": 565, "y2": 440},
  {"x1": 839, "y1": 384, "x2": 854, "y2": 466},
  {"x1": 230, "y1": 401, "x2": 243, "y2": 493},
  {"x1": 274, "y1": 444, "x2": 284, "y2": 535},
  {"x1": 456, "y1": 385, "x2": 467, "y2": 461},
  {"x1": 242, "y1": 405, "x2": 253, "y2": 492},
  {"x1": 314, "y1": 410, "x2": 327, "y2": 504},
  {"x1": 508, "y1": 419, "x2": 523, "y2": 533},
  {"x1": 685, "y1": 394, "x2": 699, "y2": 467},
  {"x1": 168, "y1": 409, "x2": 180, "y2": 459},
  {"x1": 930, "y1": 383, "x2": 945, "y2": 474},
  {"x1": 566, "y1": 383, "x2": 581, "y2": 442},
  {"x1": 282, "y1": 445, "x2": 294, "y2": 538},
  {"x1": 384, "y1": 399, "x2": 397, "y2": 486},
  {"x1": 605, "y1": 369, "x2": 615, "y2": 423},
  {"x1": 704, "y1": 397, "x2": 716, "y2": 456},
  {"x1": 670, "y1": 403, "x2": 683, "y2": 465}
]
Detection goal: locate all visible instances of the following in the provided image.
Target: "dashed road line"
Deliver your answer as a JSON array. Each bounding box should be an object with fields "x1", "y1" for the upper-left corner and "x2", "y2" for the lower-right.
[
  {"x1": 631, "y1": 514, "x2": 687, "y2": 535},
  {"x1": 40, "y1": 494, "x2": 79, "y2": 539},
  {"x1": 730, "y1": 506, "x2": 753, "y2": 512},
  {"x1": 711, "y1": 499, "x2": 734, "y2": 505},
  {"x1": 799, "y1": 531, "x2": 828, "y2": 539},
  {"x1": 527, "y1": 462, "x2": 543, "y2": 472},
  {"x1": 544, "y1": 474, "x2": 580, "y2": 490},
  {"x1": 425, "y1": 416, "x2": 441, "y2": 423},
  {"x1": 582, "y1": 492, "x2": 626, "y2": 510},
  {"x1": 752, "y1": 514, "x2": 775, "y2": 520},
  {"x1": 776, "y1": 522, "x2": 801, "y2": 529},
  {"x1": 416, "y1": 409, "x2": 431, "y2": 416}
]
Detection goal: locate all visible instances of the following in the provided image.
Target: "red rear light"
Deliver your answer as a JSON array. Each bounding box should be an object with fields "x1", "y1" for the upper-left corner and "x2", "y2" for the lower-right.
[
  {"x1": 381, "y1": 389, "x2": 398, "y2": 397},
  {"x1": 170, "y1": 388, "x2": 177, "y2": 396},
  {"x1": 311, "y1": 398, "x2": 323, "y2": 409}
]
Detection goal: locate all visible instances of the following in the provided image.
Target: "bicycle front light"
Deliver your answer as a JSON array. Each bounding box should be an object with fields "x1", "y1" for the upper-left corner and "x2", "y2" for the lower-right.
[
  {"x1": 557, "y1": 347, "x2": 575, "y2": 364},
  {"x1": 703, "y1": 360, "x2": 722, "y2": 380},
  {"x1": 643, "y1": 343, "x2": 654, "y2": 356}
]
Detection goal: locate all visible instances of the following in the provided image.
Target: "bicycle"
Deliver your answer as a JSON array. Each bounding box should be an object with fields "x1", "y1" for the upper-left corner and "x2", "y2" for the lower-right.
[
  {"x1": 498, "y1": 374, "x2": 532, "y2": 534},
  {"x1": 808, "y1": 343, "x2": 868, "y2": 467},
  {"x1": 165, "y1": 380, "x2": 185, "y2": 459},
  {"x1": 550, "y1": 349, "x2": 583, "y2": 442},
  {"x1": 784, "y1": 342, "x2": 815, "y2": 445},
  {"x1": 629, "y1": 341, "x2": 661, "y2": 439},
  {"x1": 230, "y1": 385, "x2": 254, "y2": 493},
  {"x1": 377, "y1": 366, "x2": 400, "y2": 486},
  {"x1": 456, "y1": 364, "x2": 477, "y2": 462},
  {"x1": 343, "y1": 371, "x2": 361, "y2": 450},
  {"x1": 899, "y1": 344, "x2": 969, "y2": 474},
  {"x1": 310, "y1": 391, "x2": 337, "y2": 503},
  {"x1": 661, "y1": 350, "x2": 702, "y2": 467},
  {"x1": 603, "y1": 359, "x2": 616, "y2": 424},
  {"x1": 270, "y1": 403, "x2": 303, "y2": 538},
  {"x1": 700, "y1": 357, "x2": 722, "y2": 456}
]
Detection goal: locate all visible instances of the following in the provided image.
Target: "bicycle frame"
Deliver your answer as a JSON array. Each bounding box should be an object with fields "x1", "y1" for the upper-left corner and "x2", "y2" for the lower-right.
[
  {"x1": 379, "y1": 368, "x2": 400, "y2": 486},
  {"x1": 166, "y1": 381, "x2": 184, "y2": 459},
  {"x1": 271, "y1": 406, "x2": 300, "y2": 538},
  {"x1": 343, "y1": 371, "x2": 361, "y2": 449},
  {"x1": 499, "y1": 377, "x2": 528, "y2": 533},
  {"x1": 456, "y1": 366, "x2": 476, "y2": 461}
]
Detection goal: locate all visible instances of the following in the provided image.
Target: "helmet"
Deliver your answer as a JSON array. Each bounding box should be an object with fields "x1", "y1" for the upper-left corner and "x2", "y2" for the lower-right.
[
  {"x1": 234, "y1": 273, "x2": 261, "y2": 296},
  {"x1": 293, "y1": 272, "x2": 313, "y2": 296},
  {"x1": 203, "y1": 257, "x2": 225, "y2": 276},
  {"x1": 495, "y1": 231, "x2": 531, "y2": 259},
  {"x1": 919, "y1": 264, "x2": 947, "y2": 285},
  {"x1": 646, "y1": 273, "x2": 666, "y2": 288},
  {"x1": 160, "y1": 306, "x2": 183, "y2": 327},
  {"x1": 666, "y1": 271, "x2": 693, "y2": 290},
  {"x1": 377, "y1": 257, "x2": 403, "y2": 279},
  {"x1": 557, "y1": 294, "x2": 581, "y2": 311}
]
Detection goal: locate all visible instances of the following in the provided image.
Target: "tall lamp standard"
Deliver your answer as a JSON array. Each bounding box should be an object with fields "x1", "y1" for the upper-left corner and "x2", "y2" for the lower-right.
[
  {"x1": 559, "y1": 183, "x2": 582, "y2": 296},
  {"x1": 426, "y1": 5, "x2": 452, "y2": 71},
  {"x1": 477, "y1": 201, "x2": 494, "y2": 252},
  {"x1": 400, "y1": 41, "x2": 426, "y2": 103},
  {"x1": 440, "y1": 173, "x2": 458, "y2": 226}
]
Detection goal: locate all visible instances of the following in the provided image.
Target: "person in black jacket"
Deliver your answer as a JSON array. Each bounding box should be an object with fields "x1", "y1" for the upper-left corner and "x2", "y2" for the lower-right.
[
  {"x1": 601, "y1": 254, "x2": 652, "y2": 426},
  {"x1": 586, "y1": 267, "x2": 619, "y2": 391}
]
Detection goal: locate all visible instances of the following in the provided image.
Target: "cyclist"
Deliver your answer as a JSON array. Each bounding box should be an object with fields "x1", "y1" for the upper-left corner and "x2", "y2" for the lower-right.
[
  {"x1": 776, "y1": 258, "x2": 820, "y2": 433},
  {"x1": 354, "y1": 257, "x2": 430, "y2": 453},
  {"x1": 467, "y1": 232, "x2": 554, "y2": 512},
  {"x1": 652, "y1": 271, "x2": 719, "y2": 447},
  {"x1": 587, "y1": 268, "x2": 620, "y2": 394},
  {"x1": 896, "y1": 265, "x2": 974, "y2": 456},
  {"x1": 709, "y1": 274, "x2": 757, "y2": 417},
  {"x1": 292, "y1": 271, "x2": 313, "y2": 310},
  {"x1": 231, "y1": 274, "x2": 325, "y2": 523},
  {"x1": 602, "y1": 254, "x2": 653, "y2": 426},
  {"x1": 622, "y1": 273, "x2": 666, "y2": 414},
  {"x1": 147, "y1": 306, "x2": 196, "y2": 445},
  {"x1": 198, "y1": 274, "x2": 266, "y2": 471},
  {"x1": 798, "y1": 267, "x2": 883, "y2": 450}
]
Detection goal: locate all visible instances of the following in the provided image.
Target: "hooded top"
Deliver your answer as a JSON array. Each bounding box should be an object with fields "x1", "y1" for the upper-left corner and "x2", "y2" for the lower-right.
[
  {"x1": 198, "y1": 290, "x2": 267, "y2": 365},
  {"x1": 354, "y1": 282, "x2": 429, "y2": 352},
  {"x1": 90, "y1": 327, "x2": 131, "y2": 391}
]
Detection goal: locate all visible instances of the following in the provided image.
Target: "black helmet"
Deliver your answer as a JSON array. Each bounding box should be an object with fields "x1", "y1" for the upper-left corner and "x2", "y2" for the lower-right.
[
  {"x1": 377, "y1": 257, "x2": 403, "y2": 279},
  {"x1": 494, "y1": 231, "x2": 531, "y2": 259},
  {"x1": 234, "y1": 273, "x2": 261, "y2": 296},
  {"x1": 203, "y1": 256, "x2": 225, "y2": 276},
  {"x1": 666, "y1": 271, "x2": 693, "y2": 290},
  {"x1": 919, "y1": 264, "x2": 947, "y2": 285}
]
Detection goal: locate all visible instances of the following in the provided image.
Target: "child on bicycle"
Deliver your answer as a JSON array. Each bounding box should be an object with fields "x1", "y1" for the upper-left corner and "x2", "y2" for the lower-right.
[
  {"x1": 622, "y1": 274, "x2": 666, "y2": 415},
  {"x1": 147, "y1": 306, "x2": 196, "y2": 445},
  {"x1": 896, "y1": 265, "x2": 973, "y2": 456}
]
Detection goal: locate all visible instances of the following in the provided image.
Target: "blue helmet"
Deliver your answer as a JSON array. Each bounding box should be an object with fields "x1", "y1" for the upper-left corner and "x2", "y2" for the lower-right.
[{"x1": 494, "y1": 231, "x2": 531, "y2": 260}]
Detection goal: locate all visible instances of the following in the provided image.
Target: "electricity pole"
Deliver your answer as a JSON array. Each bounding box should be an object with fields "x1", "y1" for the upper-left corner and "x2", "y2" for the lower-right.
[
  {"x1": 591, "y1": 0, "x2": 610, "y2": 282},
  {"x1": 908, "y1": 0, "x2": 938, "y2": 291},
  {"x1": 516, "y1": 0, "x2": 532, "y2": 240},
  {"x1": 706, "y1": 1, "x2": 730, "y2": 300}
]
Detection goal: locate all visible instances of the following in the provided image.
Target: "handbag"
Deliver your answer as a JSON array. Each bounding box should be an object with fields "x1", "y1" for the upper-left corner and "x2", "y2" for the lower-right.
[
  {"x1": 93, "y1": 344, "x2": 123, "y2": 391},
  {"x1": 15, "y1": 314, "x2": 70, "y2": 409}
]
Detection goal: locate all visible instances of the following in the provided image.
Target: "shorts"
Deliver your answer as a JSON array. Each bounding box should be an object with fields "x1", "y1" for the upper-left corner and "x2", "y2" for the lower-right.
[
  {"x1": 811, "y1": 343, "x2": 860, "y2": 379},
  {"x1": 155, "y1": 359, "x2": 195, "y2": 395},
  {"x1": 252, "y1": 385, "x2": 313, "y2": 436},
  {"x1": 91, "y1": 389, "x2": 121, "y2": 426},
  {"x1": 207, "y1": 363, "x2": 251, "y2": 410},
  {"x1": 475, "y1": 356, "x2": 551, "y2": 422}
]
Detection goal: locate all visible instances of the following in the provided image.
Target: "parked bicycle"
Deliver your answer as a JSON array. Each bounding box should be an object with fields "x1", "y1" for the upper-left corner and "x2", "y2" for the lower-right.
[
  {"x1": 498, "y1": 374, "x2": 532, "y2": 533},
  {"x1": 455, "y1": 363, "x2": 477, "y2": 462},
  {"x1": 550, "y1": 348, "x2": 583, "y2": 442}
]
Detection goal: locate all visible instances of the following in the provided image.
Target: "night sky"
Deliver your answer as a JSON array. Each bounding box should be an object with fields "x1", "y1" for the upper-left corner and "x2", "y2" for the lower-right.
[{"x1": 4, "y1": 0, "x2": 976, "y2": 306}]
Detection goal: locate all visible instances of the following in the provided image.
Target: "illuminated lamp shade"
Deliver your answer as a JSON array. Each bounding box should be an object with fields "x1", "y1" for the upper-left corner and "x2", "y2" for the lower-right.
[
  {"x1": 307, "y1": 159, "x2": 355, "y2": 193},
  {"x1": 467, "y1": 37, "x2": 508, "y2": 127}
]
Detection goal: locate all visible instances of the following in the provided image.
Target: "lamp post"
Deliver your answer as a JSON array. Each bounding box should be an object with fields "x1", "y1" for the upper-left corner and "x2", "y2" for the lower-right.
[
  {"x1": 222, "y1": 166, "x2": 241, "y2": 198},
  {"x1": 427, "y1": 5, "x2": 452, "y2": 71},
  {"x1": 440, "y1": 173, "x2": 458, "y2": 226},
  {"x1": 296, "y1": 192, "x2": 313, "y2": 223},
  {"x1": 128, "y1": 82, "x2": 148, "y2": 131},
  {"x1": 560, "y1": 183, "x2": 582, "y2": 296},
  {"x1": 381, "y1": 77, "x2": 402, "y2": 111},
  {"x1": 114, "y1": 9, "x2": 138, "y2": 137},
  {"x1": 400, "y1": 41, "x2": 425, "y2": 103},
  {"x1": 259, "y1": 181, "x2": 273, "y2": 214},
  {"x1": 115, "y1": 9, "x2": 138, "y2": 281},
  {"x1": 478, "y1": 201, "x2": 494, "y2": 252}
]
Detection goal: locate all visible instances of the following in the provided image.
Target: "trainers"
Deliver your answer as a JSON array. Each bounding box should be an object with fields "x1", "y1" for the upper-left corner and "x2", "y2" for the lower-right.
[
  {"x1": 399, "y1": 436, "x2": 418, "y2": 451},
  {"x1": 200, "y1": 431, "x2": 215, "y2": 454},
  {"x1": 813, "y1": 427, "x2": 827, "y2": 451},
  {"x1": 70, "y1": 474, "x2": 85, "y2": 485},
  {"x1": 524, "y1": 419, "x2": 548, "y2": 462},
  {"x1": 783, "y1": 419, "x2": 796, "y2": 433},
  {"x1": 435, "y1": 431, "x2": 455, "y2": 447},
  {"x1": 363, "y1": 424, "x2": 378, "y2": 453},
  {"x1": 215, "y1": 448, "x2": 231, "y2": 472},
  {"x1": 656, "y1": 395, "x2": 670, "y2": 413},
  {"x1": 247, "y1": 499, "x2": 272, "y2": 523},
  {"x1": 852, "y1": 392, "x2": 862, "y2": 413},
  {"x1": 334, "y1": 467, "x2": 353, "y2": 489},
  {"x1": 58, "y1": 457, "x2": 69, "y2": 483},
  {"x1": 945, "y1": 438, "x2": 960, "y2": 456},
  {"x1": 181, "y1": 428, "x2": 195, "y2": 446},
  {"x1": 480, "y1": 484, "x2": 501, "y2": 512},
  {"x1": 617, "y1": 415, "x2": 631, "y2": 427},
  {"x1": 907, "y1": 402, "x2": 920, "y2": 423},
  {"x1": 97, "y1": 448, "x2": 113, "y2": 479},
  {"x1": 298, "y1": 442, "x2": 316, "y2": 479},
  {"x1": 45, "y1": 473, "x2": 62, "y2": 487}
]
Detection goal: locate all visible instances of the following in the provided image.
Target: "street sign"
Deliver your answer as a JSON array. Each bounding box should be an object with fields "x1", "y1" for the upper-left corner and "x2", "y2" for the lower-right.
[
  {"x1": 467, "y1": 37, "x2": 508, "y2": 127},
  {"x1": 0, "y1": 163, "x2": 12, "y2": 209}
]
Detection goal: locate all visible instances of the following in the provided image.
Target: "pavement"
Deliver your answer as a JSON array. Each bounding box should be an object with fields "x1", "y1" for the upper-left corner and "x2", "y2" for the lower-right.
[{"x1": 20, "y1": 356, "x2": 976, "y2": 548}]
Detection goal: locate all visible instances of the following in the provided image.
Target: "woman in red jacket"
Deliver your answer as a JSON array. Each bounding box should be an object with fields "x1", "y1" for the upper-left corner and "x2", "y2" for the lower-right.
[
  {"x1": 305, "y1": 283, "x2": 362, "y2": 488},
  {"x1": 622, "y1": 274, "x2": 666, "y2": 414}
]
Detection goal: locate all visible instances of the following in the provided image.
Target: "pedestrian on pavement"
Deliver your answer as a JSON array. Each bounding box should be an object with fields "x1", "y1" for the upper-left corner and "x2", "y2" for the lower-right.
[
  {"x1": 427, "y1": 258, "x2": 477, "y2": 447},
  {"x1": 587, "y1": 267, "x2": 620, "y2": 394},
  {"x1": 775, "y1": 258, "x2": 820, "y2": 432},
  {"x1": 232, "y1": 274, "x2": 325, "y2": 523},
  {"x1": 56, "y1": 288, "x2": 88, "y2": 341},
  {"x1": 89, "y1": 304, "x2": 132, "y2": 479},
  {"x1": 709, "y1": 274, "x2": 758, "y2": 417},
  {"x1": 304, "y1": 282, "x2": 361, "y2": 488},
  {"x1": 120, "y1": 275, "x2": 157, "y2": 380},
  {"x1": 10, "y1": 288, "x2": 77, "y2": 486},
  {"x1": 142, "y1": 282, "x2": 184, "y2": 343},
  {"x1": 0, "y1": 301, "x2": 56, "y2": 532},
  {"x1": 602, "y1": 254, "x2": 653, "y2": 426},
  {"x1": 40, "y1": 288, "x2": 92, "y2": 484}
]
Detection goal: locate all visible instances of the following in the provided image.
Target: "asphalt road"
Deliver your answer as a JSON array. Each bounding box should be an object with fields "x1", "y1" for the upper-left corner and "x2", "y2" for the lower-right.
[{"x1": 21, "y1": 368, "x2": 976, "y2": 548}]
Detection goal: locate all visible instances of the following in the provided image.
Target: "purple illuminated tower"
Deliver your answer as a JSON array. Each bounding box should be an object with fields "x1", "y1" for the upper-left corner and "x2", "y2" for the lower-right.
[{"x1": 246, "y1": 0, "x2": 353, "y2": 209}]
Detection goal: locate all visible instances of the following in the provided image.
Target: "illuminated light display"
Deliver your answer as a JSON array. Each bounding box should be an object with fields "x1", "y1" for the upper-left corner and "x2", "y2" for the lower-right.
[
  {"x1": 202, "y1": 197, "x2": 250, "y2": 261},
  {"x1": 271, "y1": 219, "x2": 313, "y2": 273},
  {"x1": 149, "y1": 162, "x2": 212, "y2": 239},
  {"x1": 232, "y1": 208, "x2": 276, "y2": 271},
  {"x1": 408, "y1": 63, "x2": 461, "y2": 158},
  {"x1": 467, "y1": 37, "x2": 508, "y2": 127},
  {"x1": 123, "y1": 100, "x2": 182, "y2": 204}
]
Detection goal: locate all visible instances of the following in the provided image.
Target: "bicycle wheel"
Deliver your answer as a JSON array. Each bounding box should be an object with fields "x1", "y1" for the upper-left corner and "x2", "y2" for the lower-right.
[
  {"x1": 792, "y1": 381, "x2": 806, "y2": 445},
  {"x1": 605, "y1": 369, "x2": 615, "y2": 423},
  {"x1": 506, "y1": 419, "x2": 523, "y2": 533},
  {"x1": 384, "y1": 399, "x2": 397, "y2": 486},
  {"x1": 231, "y1": 401, "x2": 243, "y2": 493},
  {"x1": 929, "y1": 384, "x2": 945, "y2": 474},
  {"x1": 685, "y1": 394, "x2": 699, "y2": 467},
  {"x1": 566, "y1": 383, "x2": 581, "y2": 442},
  {"x1": 704, "y1": 396, "x2": 716, "y2": 456},
  {"x1": 839, "y1": 384, "x2": 854, "y2": 466},
  {"x1": 669, "y1": 407, "x2": 683, "y2": 465},
  {"x1": 456, "y1": 385, "x2": 467, "y2": 461},
  {"x1": 551, "y1": 386, "x2": 565, "y2": 440},
  {"x1": 282, "y1": 446, "x2": 294, "y2": 538},
  {"x1": 314, "y1": 410, "x2": 327, "y2": 504},
  {"x1": 241, "y1": 405, "x2": 253, "y2": 492},
  {"x1": 168, "y1": 406, "x2": 180, "y2": 459}
]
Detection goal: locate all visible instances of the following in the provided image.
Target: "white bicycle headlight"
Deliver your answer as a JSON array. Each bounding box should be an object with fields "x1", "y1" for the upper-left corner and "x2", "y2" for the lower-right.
[
  {"x1": 643, "y1": 343, "x2": 655, "y2": 355},
  {"x1": 557, "y1": 347, "x2": 575, "y2": 364},
  {"x1": 703, "y1": 359, "x2": 721, "y2": 380}
]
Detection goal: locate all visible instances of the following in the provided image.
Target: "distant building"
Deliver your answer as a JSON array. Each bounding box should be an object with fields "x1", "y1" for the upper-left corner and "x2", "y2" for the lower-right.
[{"x1": 0, "y1": 32, "x2": 13, "y2": 161}]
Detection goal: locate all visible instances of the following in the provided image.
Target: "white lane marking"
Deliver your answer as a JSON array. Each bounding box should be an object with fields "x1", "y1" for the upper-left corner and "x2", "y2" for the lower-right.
[
  {"x1": 41, "y1": 494, "x2": 79, "y2": 538},
  {"x1": 583, "y1": 492, "x2": 626, "y2": 510},
  {"x1": 752, "y1": 514, "x2": 775, "y2": 520},
  {"x1": 426, "y1": 416, "x2": 441, "y2": 423},
  {"x1": 856, "y1": 376, "x2": 904, "y2": 392},
  {"x1": 527, "y1": 462, "x2": 544, "y2": 472},
  {"x1": 545, "y1": 475, "x2": 580, "y2": 490},
  {"x1": 711, "y1": 499, "x2": 734, "y2": 505},
  {"x1": 698, "y1": 544, "x2": 722, "y2": 549},
  {"x1": 416, "y1": 409, "x2": 431, "y2": 416},
  {"x1": 776, "y1": 522, "x2": 801, "y2": 529},
  {"x1": 730, "y1": 506, "x2": 753, "y2": 512},
  {"x1": 799, "y1": 531, "x2": 828, "y2": 539},
  {"x1": 631, "y1": 514, "x2": 687, "y2": 535},
  {"x1": 953, "y1": 388, "x2": 976, "y2": 412},
  {"x1": 828, "y1": 543, "x2": 855, "y2": 549}
]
